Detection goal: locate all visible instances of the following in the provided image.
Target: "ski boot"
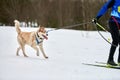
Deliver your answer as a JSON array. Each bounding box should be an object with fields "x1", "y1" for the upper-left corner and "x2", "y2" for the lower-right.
[
  {"x1": 118, "y1": 62, "x2": 120, "y2": 66},
  {"x1": 107, "y1": 60, "x2": 117, "y2": 66}
]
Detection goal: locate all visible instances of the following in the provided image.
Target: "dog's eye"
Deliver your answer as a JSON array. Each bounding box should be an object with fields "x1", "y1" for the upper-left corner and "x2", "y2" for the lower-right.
[
  {"x1": 40, "y1": 38, "x2": 42, "y2": 39},
  {"x1": 38, "y1": 36, "x2": 42, "y2": 39}
]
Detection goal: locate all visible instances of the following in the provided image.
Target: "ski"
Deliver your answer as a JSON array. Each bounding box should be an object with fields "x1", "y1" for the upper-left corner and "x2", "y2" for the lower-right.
[
  {"x1": 82, "y1": 63, "x2": 120, "y2": 69},
  {"x1": 95, "y1": 61, "x2": 106, "y2": 64}
]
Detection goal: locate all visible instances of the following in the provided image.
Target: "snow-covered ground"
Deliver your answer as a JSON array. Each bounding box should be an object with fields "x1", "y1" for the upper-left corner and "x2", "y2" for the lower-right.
[{"x1": 0, "y1": 26, "x2": 120, "y2": 80}]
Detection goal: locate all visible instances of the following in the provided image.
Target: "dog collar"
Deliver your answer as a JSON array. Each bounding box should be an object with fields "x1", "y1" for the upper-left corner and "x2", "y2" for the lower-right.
[{"x1": 35, "y1": 32, "x2": 43, "y2": 45}]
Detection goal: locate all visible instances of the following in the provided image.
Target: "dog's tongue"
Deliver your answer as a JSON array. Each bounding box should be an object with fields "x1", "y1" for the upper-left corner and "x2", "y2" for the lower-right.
[{"x1": 42, "y1": 35, "x2": 48, "y2": 40}]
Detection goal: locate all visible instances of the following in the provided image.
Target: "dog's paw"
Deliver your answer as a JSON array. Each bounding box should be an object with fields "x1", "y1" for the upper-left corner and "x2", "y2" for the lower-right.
[
  {"x1": 16, "y1": 54, "x2": 19, "y2": 56},
  {"x1": 45, "y1": 56, "x2": 48, "y2": 59},
  {"x1": 37, "y1": 53, "x2": 39, "y2": 56},
  {"x1": 24, "y1": 55, "x2": 28, "y2": 57}
]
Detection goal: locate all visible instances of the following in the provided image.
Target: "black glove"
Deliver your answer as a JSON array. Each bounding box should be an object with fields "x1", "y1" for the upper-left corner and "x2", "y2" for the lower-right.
[{"x1": 92, "y1": 18, "x2": 97, "y2": 24}]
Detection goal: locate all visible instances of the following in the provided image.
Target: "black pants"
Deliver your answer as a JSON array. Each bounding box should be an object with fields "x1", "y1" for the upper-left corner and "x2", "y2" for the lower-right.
[{"x1": 108, "y1": 21, "x2": 120, "y2": 63}]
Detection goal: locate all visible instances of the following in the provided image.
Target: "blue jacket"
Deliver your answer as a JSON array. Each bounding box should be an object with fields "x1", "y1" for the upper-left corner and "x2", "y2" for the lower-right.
[{"x1": 96, "y1": 0, "x2": 120, "y2": 23}]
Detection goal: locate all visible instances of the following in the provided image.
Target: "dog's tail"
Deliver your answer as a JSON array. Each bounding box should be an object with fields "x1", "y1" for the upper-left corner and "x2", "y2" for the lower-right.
[{"x1": 14, "y1": 20, "x2": 21, "y2": 34}]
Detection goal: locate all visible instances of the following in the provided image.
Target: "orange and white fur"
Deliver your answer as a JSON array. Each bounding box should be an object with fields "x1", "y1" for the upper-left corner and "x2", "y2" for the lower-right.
[{"x1": 14, "y1": 20, "x2": 48, "y2": 58}]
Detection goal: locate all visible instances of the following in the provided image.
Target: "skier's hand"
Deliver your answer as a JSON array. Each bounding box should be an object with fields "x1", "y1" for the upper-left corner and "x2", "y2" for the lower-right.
[{"x1": 92, "y1": 18, "x2": 97, "y2": 24}]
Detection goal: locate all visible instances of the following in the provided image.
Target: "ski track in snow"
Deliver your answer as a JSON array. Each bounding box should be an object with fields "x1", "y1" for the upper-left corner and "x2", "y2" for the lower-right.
[{"x1": 0, "y1": 26, "x2": 120, "y2": 80}]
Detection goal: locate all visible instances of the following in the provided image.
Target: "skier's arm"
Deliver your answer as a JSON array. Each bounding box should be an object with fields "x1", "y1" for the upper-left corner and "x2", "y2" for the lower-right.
[{"x1": 96, "y1": 0, "x2": 115, "y2": 20}]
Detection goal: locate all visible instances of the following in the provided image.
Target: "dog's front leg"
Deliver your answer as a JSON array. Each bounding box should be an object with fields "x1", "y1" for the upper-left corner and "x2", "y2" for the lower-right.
[
  {"x1": 21, "y1": 46, "x2": 28, "y2": 57},
  {"x1": 31, "y1": 45, "x2": 39, "y2": 56},
  {"x1": 39, "y1": 43, "x2": 48, "y2": 59}
]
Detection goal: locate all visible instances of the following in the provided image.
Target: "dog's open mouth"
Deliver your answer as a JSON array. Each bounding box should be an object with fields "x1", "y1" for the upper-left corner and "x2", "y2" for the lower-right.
[{"x1": 42, "y1": 34, "x2": 48, "y2": 40}]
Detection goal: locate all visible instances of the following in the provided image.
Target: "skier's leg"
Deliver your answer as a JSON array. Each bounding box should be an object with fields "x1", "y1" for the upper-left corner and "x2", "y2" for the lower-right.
[
  {"x1": 107, "y1": 22, "x2": 118, "y2": 66},
  {"x1": 118, "y1": 29, "x2": 120, "y2": 65}
]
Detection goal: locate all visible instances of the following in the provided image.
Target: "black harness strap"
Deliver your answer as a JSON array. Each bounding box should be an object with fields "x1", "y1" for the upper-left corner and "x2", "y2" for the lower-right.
[{"x1": 111, "y1": 16, "x2": 120, "y2": 29}]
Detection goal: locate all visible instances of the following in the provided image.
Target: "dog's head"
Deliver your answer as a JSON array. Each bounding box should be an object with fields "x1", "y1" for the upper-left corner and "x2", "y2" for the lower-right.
[
  {"x1": 14, "y1": 20, "x2": 20, "y2": 26},
  {"x1": 37, "y1": 26, "x2": 48, "y2": 40}
]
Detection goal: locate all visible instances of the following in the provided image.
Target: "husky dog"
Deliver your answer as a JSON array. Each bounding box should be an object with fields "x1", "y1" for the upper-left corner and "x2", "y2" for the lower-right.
[{"x1": 14, "y1": 20, "x2": 48, "y2": 58}]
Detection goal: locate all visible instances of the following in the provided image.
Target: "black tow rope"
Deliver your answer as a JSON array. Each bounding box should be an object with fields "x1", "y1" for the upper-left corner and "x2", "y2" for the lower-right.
[
  {"x1": 94, "y1": 22, "x2": 116, "y2": 47},
  {"x1": 46, "y1": 21, "x2": 92, "y2": 33}
]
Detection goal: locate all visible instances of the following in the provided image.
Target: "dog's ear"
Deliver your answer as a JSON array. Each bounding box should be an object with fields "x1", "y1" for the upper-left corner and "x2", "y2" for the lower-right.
[
  {"x1": 39, "y1": 25, "x2": 41, "y2": 28},
  {"x1": 38, "y1": 25, "x2": 46, "y2": 33}
]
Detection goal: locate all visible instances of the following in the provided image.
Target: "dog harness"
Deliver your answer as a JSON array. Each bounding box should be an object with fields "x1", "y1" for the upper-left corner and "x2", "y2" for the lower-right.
[{"x1": 35, "y1": 32, "x2": 43, "y2": 45}]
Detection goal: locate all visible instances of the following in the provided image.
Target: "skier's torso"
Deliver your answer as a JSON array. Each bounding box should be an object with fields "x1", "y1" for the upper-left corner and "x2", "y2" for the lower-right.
[{"x1": 111, "y1": 0, "x2": 120, "y2": 19}]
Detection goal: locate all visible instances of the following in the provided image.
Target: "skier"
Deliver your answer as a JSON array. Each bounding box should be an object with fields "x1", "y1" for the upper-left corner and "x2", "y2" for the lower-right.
[{"x1": 92, "y1": 0, "x2": 120, "y2": 66}]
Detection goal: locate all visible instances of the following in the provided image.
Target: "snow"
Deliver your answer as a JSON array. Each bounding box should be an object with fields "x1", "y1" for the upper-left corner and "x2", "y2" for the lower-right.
[{"x1": 0, "y1": 26, "x2": 120, "y2": 80}]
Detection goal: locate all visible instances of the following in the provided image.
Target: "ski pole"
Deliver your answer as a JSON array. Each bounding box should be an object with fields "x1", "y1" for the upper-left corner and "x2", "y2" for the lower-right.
[
  {"x1": 94, "y1": 22, "x2": 117, "y2": 47},
  {"x1": 96, "y1": 22, "x2": 111, "y2": 42},
  {"x1": 96, "y1": 22, "x2": 108, "y2": 32}
]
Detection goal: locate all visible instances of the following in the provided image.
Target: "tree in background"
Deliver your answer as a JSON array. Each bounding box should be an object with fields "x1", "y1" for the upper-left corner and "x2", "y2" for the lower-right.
[{"x1": 0, "y1": 0, "x2": 108, "y2": 30}]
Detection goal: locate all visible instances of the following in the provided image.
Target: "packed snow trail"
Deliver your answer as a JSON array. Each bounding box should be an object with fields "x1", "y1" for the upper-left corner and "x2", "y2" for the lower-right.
[{"x1": 0, "y1": 26, "x2": 120, "y2": 80}]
